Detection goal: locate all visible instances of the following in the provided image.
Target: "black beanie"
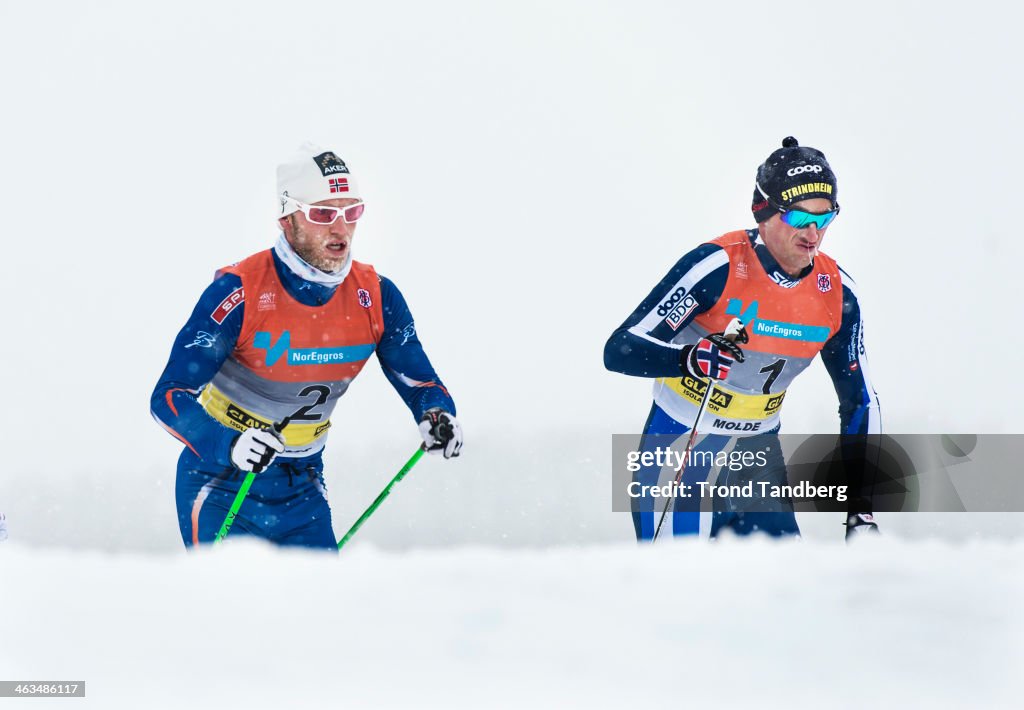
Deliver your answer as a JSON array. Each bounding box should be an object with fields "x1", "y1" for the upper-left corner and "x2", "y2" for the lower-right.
[{"x1": 751, "y1": 136, "x2": 838, "y2": 223}]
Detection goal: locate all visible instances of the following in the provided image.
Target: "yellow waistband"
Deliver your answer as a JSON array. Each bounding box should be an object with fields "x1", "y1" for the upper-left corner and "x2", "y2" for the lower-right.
[
  {"x1": 199, "y1": 386, "x2": 331, "y2": 446},
  {"x1": 657, "y1": 376, "x2": 786, "y2": 420}
]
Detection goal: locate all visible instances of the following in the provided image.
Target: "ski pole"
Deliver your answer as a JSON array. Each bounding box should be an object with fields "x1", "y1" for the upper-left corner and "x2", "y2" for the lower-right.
[
  {"x1": 653, "y1": 319, "x2": 745, "y2": 541},
  {"x1": 653, "y1": 378, "x2": 716, "y2": 541},
  {"x1": 214, "y1": 417, "x2": 290, "y2": 543},
  {"x1": 337, "y1": 445, "x2": 426, "y2": 550}
]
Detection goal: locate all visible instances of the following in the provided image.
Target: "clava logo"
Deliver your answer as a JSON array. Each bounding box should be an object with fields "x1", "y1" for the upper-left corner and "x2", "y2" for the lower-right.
[{"x1": 254, "y1": 330, "x2": 292, "y2": 366}]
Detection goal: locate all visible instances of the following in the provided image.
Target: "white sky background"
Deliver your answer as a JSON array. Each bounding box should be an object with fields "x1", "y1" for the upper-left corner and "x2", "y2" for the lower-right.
[{"x1": 1, "y1": 1, "x2": 1023, "y2": 550}]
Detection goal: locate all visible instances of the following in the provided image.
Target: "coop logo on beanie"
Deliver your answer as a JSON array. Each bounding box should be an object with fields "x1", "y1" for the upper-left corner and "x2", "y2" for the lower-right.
[
  {"x1": 751, "y1": 136, "x2": 838, "y2": 223},
  {"x1": 277, "y1": 143, "x2": 361, "y2": 218}
]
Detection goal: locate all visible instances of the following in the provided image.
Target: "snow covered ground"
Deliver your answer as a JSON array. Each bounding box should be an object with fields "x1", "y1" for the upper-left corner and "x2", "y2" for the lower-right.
[{"x1": 2, "y1": 538, "x2": 1021, "y2": 709}]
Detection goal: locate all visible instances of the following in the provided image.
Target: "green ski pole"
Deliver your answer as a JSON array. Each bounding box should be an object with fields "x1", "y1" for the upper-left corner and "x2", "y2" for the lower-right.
[
  {"x1": 214, "y1": 471, "x2": 256, "y2": 542},
  {"x1": 214, "y1": 417, "x2": 290, "y2": 544},
  {"x1": 337, "y1": 445, "x2": 426, "y2": 550}
]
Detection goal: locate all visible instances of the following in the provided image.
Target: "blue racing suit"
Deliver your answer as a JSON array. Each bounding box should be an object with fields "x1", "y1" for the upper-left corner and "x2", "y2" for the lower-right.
[
  {"x1": 606, "y1": 229, "x2": 880, "y2": 539},
  {"x1": 152, "y1": 245, "x2": 455, "y2": 550}
]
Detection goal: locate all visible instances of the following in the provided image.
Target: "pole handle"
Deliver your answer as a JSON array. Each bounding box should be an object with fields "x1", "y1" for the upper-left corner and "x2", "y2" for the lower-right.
[
  {"x1": 214, "y1": 417, "x2": 291, "y2": 544},
  {"x1": 723, "y1": 317, "x2": 746, "y2": 343}
]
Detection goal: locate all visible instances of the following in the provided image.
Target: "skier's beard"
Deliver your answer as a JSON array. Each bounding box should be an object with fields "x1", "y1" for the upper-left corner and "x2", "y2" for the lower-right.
[
  {"x1": 288, "y1": 216, "x2": 348, "y2": 273},
  {"x1": 293, "y1": 241, "x2": 344, "y2": 273}
]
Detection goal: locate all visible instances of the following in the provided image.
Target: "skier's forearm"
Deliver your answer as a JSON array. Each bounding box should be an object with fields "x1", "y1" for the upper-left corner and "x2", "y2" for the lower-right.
[
  {"x1": 151, "y1": 274, "x2": 246, "y2": 464},
  {"x1": 821, "y1": 276, "x2": 880, "y2": 436},
  {"x1": 151, "y1": 384, "x2": 237, "y2": 466},
  {"x1": 603, "y1": 329, "x2": 686, "y2": 377},
  {"x1": 376, "y1": 275, "x2": 456, "y2": 420},
  {"x1": 604, "y1": 244, "x2": 728, "y2": 378}
]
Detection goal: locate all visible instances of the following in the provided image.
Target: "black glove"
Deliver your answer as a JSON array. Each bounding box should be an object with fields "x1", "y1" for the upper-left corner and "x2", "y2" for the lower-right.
[
  {"x1": 845, "y1": 513, "x2": 881, "y2": 541},
  {"x1": 418, "y1": 408, "x2": 463, "y2": 458},
  {"x1": 680, "y1": 326, "x2": 749, "y2": 382}
]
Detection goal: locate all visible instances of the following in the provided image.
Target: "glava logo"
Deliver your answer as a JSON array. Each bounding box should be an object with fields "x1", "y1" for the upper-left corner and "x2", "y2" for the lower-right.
[{"x1": 226, "y1": 403, "x2": 272, "y2": 431}]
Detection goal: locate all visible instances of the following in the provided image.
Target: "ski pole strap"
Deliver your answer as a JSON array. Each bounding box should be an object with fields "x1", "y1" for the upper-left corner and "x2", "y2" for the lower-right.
[{"x1": 337, "y1": 446, "x2": 426, "y2": 550}]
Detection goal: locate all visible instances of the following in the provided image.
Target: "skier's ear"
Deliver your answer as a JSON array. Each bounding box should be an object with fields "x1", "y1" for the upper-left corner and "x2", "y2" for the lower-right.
[{"x1": 279, "y1": 215, "x2": 295, "y2": 241}]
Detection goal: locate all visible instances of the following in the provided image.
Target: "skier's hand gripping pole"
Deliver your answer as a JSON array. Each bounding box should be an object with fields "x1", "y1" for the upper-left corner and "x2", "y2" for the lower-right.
[{"x1": 214, "y1": 417, "x2": 290, "y2": 544}]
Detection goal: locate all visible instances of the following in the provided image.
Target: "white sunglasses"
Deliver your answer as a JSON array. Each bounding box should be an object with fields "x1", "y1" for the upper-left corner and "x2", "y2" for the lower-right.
[{"x1": 282, "y1": 196, "x2": 365, "y2": 225}]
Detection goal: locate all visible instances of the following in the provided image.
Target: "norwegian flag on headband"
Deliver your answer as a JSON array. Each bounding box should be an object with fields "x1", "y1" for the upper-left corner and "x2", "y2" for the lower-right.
[
  {"x1": 695, "y1": 340, "x2": 735, "y2": 380},
  {"x1": 329, "y1": 177, "x2": 349, "y2": 193}
]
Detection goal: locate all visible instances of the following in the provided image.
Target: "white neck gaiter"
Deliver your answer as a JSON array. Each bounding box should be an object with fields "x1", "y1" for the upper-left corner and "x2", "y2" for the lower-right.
[{"x1": 273, "y1": 232, "x2": 352, "y2": 286}]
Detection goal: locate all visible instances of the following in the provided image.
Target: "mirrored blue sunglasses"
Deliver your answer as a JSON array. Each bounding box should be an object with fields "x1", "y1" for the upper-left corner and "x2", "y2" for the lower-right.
[{"x1": 780, "y1": 206, "x2": 839, "y2": 230}]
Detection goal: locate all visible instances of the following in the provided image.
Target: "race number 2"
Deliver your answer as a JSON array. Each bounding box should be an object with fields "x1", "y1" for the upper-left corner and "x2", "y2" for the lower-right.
[{"x1": 288, "y1": 385, "x2": 331, "y2": 422}]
